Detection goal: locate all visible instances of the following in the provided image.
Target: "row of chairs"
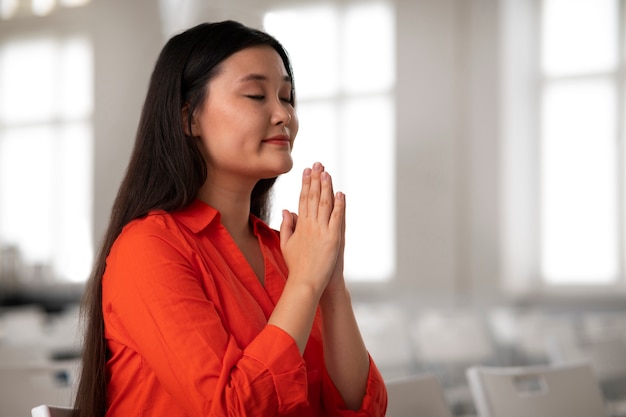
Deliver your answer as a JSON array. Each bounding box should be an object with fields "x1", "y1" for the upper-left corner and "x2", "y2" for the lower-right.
[
  {"x1": 357, "y1": 304, "x2": 626, "y2": 379},
  {"x1": 386, "y1": 362, "x2": 613, "y2": 417}
]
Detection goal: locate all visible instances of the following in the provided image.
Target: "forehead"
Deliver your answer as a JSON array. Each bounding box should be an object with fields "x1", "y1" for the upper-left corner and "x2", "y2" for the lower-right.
[{"x1": 217, "y1": 45, "x2": 290, "y2": 82}]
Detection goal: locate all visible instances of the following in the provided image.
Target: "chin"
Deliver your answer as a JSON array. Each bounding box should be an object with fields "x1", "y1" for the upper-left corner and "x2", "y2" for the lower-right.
[
  {"x1": 271, "y1": 159, "x2": 294, "y2": 176},
  {"x1": 254, "y1": 155, "x2": 293, "y2": 179},
  {"x1": 281, "y1": 161, "x2": 294, "y2": 174}
]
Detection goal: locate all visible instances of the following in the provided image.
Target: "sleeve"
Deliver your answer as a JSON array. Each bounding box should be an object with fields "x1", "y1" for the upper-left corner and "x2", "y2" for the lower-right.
[
  {"x1": 103, "y1": 224, "x2": 309, "y2": 416},
  {"x1": 321, "y1": 355, "x2": 388, "y2": 417}
]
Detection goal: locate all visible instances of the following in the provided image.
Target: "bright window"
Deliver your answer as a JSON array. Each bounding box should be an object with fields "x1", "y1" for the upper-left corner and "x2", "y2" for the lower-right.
[
  {"x1": 0, "y1": 35, "x2": 93, "y2": 283},
  {"x1": 1, "y1": 0, "x2": 90, "y2": 19},
  {"x1": 264, "y1": 2, "x2": 396, "y2": 282},
  {"x1": 539, "y1": 0, "x2": 620, "y2": 284}
]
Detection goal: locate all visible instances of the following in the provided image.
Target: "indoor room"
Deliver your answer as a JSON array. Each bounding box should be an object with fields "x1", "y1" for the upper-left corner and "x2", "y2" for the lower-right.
[{"x1": 1, "y1": 0, "x2": 625, "y2": 416}]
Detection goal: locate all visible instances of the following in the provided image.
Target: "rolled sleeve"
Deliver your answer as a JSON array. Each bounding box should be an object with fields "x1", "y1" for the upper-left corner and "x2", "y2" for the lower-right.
[
  {"x1": 321, "y1": 355, "x2": 388, "y2": 417},
  {"x1": 244, "y1": 325, "x2": 308, "y2": 413}
]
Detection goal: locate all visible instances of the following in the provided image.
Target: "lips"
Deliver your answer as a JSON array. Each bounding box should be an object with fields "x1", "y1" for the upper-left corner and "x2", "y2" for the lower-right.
[{"x1": 263, "y1": 134, "x2": 291, "y2": 145}]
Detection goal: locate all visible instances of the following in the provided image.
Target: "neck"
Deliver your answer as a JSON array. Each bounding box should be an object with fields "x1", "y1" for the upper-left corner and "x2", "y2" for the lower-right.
[{"x1": 197, "y1": 177, "x2": 255, "y2": 241}]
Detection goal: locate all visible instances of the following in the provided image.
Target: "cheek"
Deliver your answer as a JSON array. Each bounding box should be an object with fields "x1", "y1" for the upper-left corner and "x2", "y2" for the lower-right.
[
  {"x1": 196, "y1": 105, "x2": 239, "y2": 143},
  {"x1": 291, "y1": 113, "x2": 300, "y2": 139},
  {"x1": 197, "y1": 110, "x2": 257, "y2": 158}
]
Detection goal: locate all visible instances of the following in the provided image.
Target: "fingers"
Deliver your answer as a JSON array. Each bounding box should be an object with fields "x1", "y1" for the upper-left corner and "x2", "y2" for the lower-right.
[
  {"x1": 298, "y1": 168, "x2": 312, "y2": 218},
  {"x1": 280, "y1": 209, "x2": 294, "y2": 237},
  {"x1": 338, "y1": 192, "x2": 346, "y2": 231},
  {"x1": 307, "y1": 163, "x2": 323, "y2": 219},
  {"x1": 299, "y1": 162, "x2": 336, "y2": 221},
  {"x1": 279, "y1": 210, "x2": 297, "y2": 251},
  {"x1": 281, "y1": 163, "x2": 346, "y2": 294},
  {"x1": 319, "y1": 171, "x2": 336, "y2": 220},
  {"x1": 330, "y1": 191, "x2": 345, "y2": 237}
]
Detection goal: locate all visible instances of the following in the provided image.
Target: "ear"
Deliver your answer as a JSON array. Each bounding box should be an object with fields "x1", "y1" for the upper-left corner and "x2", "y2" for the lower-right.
[{"x1": 181, "y1": 104, "x2": 199, "y2": 136}]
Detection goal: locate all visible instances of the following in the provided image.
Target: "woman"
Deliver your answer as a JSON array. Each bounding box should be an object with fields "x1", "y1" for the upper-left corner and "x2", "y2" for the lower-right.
[{"x1": 74, "y1": 20, "x2": 387, "y2": 417}]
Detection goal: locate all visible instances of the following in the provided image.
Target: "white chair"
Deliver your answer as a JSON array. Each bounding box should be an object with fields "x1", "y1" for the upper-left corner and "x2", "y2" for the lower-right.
[
  {"x1": 0, "y1": 360, "x2": 78, "y2": 417},
  {"x1": 546, "y1": 336, "x2": 626, "y2": 383},
  {"x1": 410, "y1": 309, "x2": 494, "y2": 366},
  {"x1": 385, "y1": 374, "x2": 453, "y2": 417},
  {"x1": 466, "y1": 362, "x2": 607, "y2": 417},
  {"x1": 410, "y1": 307, "x2": 495, "y2": 409},
  {"x1": 354, "y1": 303, "x2": 415, "y2": 378},
  {"x1": 31, "y1": 404, "x2": 75, "y2": 417}
]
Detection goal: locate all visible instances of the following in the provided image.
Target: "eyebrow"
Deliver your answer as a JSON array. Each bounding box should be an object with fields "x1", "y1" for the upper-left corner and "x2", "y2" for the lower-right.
[{"x1": 239, "y1": 73, "x2": 292, "y2": 84}]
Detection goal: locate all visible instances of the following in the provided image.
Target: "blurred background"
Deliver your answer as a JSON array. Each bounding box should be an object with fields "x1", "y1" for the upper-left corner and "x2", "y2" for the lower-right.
[{"x1": 1, "y1": 0, "x2": 626, "y2": 415}]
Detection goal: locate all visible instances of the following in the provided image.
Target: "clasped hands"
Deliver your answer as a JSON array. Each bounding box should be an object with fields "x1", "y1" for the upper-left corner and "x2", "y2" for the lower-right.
[{"x1": 280, "y1": 162, "x2": 346, "y2": 296}]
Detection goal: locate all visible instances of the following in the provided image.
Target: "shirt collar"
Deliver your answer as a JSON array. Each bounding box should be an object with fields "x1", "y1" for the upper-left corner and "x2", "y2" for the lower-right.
[
  {"x1": 172, "y1": 198, "x2": 274, "y2": 236},
  {"x1": 171, "y1": 199, "x2": 220, "y2": 234}
]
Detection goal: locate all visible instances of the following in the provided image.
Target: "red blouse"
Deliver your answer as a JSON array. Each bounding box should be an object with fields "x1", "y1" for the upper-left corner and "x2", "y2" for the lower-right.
[{"x1": 102, "y1": 199, "x2": 387, "y2": 416}]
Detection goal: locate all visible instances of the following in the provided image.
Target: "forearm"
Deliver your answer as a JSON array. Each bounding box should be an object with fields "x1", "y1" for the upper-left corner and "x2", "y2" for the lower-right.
[
  {"x1": 320, "y1": 285, "x2": 370, "y2": 410},
  {"x1": 268, "y1": 276, "x2": 323, "y2": 354}
]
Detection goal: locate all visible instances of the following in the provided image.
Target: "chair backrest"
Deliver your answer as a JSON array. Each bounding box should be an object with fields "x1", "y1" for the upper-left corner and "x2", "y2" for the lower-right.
[
  {"x1": 466, "y1": 362, "x2": 607, "y2": 417},
  {"x1": 31, "y1": 404, "x2": 75, "y2": 417},
  {"x1": 385, "y1": 374, "x2": 453, "y2": 417},
  {"x1": 546, "y1": 336, "x2": 626, "y2": 382}
]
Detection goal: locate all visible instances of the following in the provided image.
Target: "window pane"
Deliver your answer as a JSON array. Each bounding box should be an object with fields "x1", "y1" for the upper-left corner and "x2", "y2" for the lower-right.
[
  {"x1": 32, "y1": 0, "x2": 55, "y2": 16},
  {"x1": 0, "y1": 127, "x2": 55, "y2": 265},
  {"x1": 541, "y1": 79, "x2": 617, "y2": 284},
  {"x1": 0, "y1": 36, "x2": 92, "y2": 124},
  {"x1": 55, "y1": 123, "x2": 93, "y2": 282},
  {"x1": 542, "y1": 0, "x2": 617, "y2": 76},
  {"x1": 59, "y1": 37, "x2": 93, "y2": 119},
  {"x1": 0, "y1": 0, "x2": 19, "y2": 19},
  {"x1": 341, "y1": 96, "x2": 395, "y2": 281},
  {"x1": 0, "y1": 38, "x2": 57, "y2": 124},
  {"x1": 0, "y1": 124, "x2": 93, "y2": 283},
  {"x1": 264, "y1": 6, "x2": 339, "y2": 100},
  {"x1": 342, "y1": 2, "x2": 395, "y2": 94}
]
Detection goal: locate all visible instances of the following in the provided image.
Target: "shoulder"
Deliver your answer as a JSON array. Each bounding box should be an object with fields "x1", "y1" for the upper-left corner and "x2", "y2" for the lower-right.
[
  {"x1": 110, "y1": 210, "x2": 192, "y2": 260},
  {"x1": 120, "y1": 210, "x2": 178, "y2": 242},
  {"x1": 104, "y1": 210, "x2": 200, "y2": 295}
]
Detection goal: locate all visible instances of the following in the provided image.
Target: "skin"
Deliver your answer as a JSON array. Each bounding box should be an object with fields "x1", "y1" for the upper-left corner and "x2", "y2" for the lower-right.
[{"x1": 188, "y1": 45, "x2": 370, "y2": 411}]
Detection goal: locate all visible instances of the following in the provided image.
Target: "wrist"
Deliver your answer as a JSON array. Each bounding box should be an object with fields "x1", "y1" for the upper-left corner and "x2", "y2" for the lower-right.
[
  {"x1": 284, "y1": 273, "x2": 327, "y2": 301},
  {"x1": 320, "y1": 282, "x2": 350, "y2": 307}
]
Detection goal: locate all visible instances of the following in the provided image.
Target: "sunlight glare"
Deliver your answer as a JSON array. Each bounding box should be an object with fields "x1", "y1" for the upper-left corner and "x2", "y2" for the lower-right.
[
  {"x1": 264, "y1": 6, "x2": 339, "y2": 100},
  {"x1": 541, "y1": 80, "x2": 617, "y2": 284},
  {"x1": 542, "y1": 0, "x2": 617, "y2": 76}
]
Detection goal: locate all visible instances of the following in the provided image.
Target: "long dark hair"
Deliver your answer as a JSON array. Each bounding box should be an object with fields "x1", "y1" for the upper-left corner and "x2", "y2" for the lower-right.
[{"x1": 73, "y1": 20, "x2": 295, "y2": 417}]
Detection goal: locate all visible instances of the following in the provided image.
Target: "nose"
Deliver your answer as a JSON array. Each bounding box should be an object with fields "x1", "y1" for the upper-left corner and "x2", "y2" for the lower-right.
[{"x1": 272, "y1": 99, "x2": 293, "y2": 126}]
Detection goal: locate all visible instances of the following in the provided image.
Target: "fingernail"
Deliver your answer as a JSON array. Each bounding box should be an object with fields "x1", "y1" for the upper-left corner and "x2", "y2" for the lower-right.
[
  {"x1": 321, "y1": 172, "x2": 329, "y2": 181},
  {"x1": 313, "y1": 162, "x2": 322, "y2": 171},
  {"x1": 303, "y1": 168, "x2": 311, "y2": 177}
]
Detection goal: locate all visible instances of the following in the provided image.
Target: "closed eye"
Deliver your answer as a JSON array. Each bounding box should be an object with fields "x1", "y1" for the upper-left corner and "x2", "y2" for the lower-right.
[{"x1": 246, "y1": 95, "x2": 293, "y2": 105}]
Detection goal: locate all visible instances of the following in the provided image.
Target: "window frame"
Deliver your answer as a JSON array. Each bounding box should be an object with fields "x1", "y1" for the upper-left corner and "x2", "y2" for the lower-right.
[
  {"x1": 504, "y1": 0, "x2": 626, "y2": 295},
  {"x1": 0, "y1": 6, "x2": 95, "y2": 287}
]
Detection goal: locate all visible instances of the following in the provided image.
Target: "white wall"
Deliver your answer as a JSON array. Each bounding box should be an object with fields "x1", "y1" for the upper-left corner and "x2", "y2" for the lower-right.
[{"x1": 394, "y1": 0, "x2": 504, "y2": 298}]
